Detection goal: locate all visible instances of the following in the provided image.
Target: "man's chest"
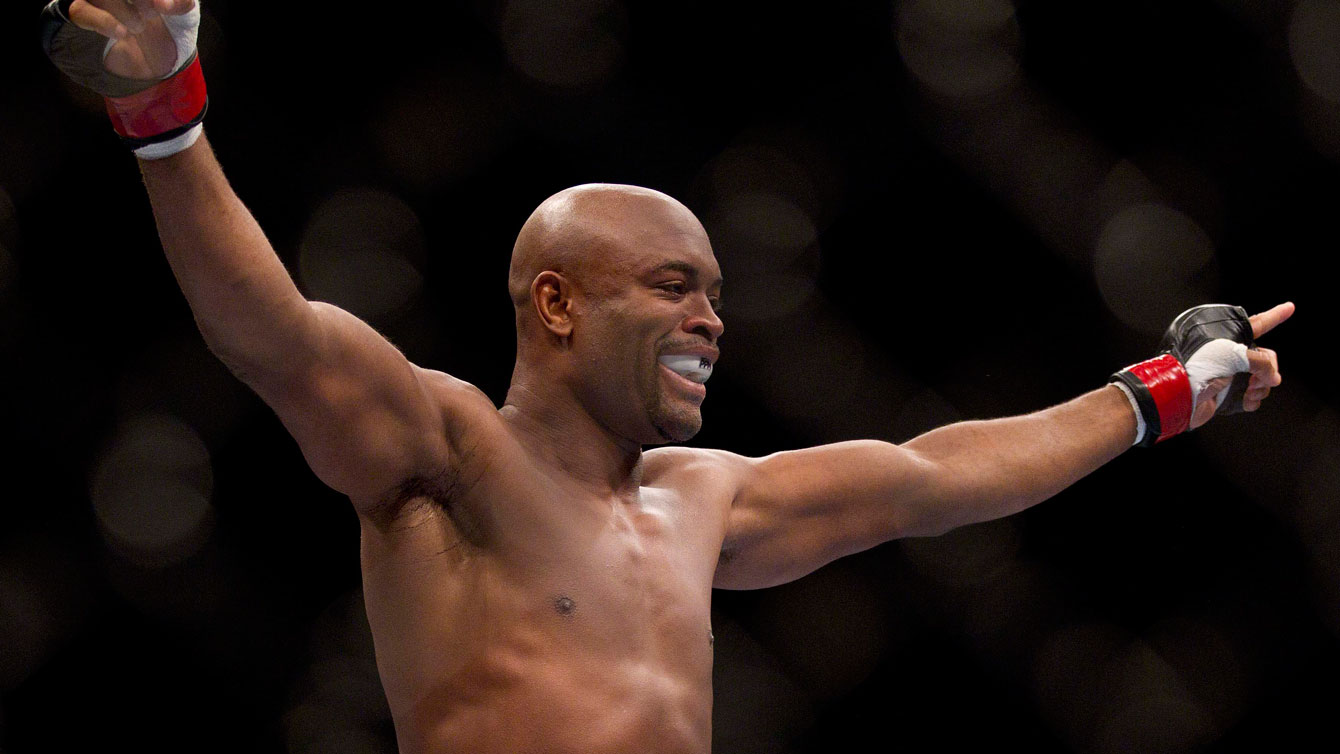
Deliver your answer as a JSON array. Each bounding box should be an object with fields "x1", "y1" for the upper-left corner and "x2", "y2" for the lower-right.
[{"x1": 502, "y1": 487, "x2": 719, "y2": 645}]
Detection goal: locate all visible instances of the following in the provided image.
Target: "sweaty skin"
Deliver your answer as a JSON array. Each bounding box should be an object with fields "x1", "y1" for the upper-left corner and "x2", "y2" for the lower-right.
[
  {"x1": 359, "y1": 185, "x2": 735, "y2": 753},
  {"x1": 133, "y1": 136, "x2": 1289, "y2": 751},
  {"x1": 64, "y1": 3, "x2": 1291, "y2": 751}
]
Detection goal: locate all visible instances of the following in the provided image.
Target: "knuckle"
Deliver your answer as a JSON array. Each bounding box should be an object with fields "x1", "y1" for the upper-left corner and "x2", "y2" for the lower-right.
[{"x1": 70, "y1": 7, "x2": 111, "y2": 32}]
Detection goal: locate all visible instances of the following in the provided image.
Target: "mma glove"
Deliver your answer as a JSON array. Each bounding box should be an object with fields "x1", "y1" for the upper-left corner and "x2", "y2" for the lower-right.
[
  {"x1": 1110, "y1": 304, "x2": 1255, "y2": 447},
  {"x1": 40, "y1": 0, "x2": 207, "y2": 159}
]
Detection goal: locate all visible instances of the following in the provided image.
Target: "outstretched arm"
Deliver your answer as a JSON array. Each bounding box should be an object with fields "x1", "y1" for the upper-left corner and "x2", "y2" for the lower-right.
[
  {"x1": 713, "y1": 303, "x2": 1292, "y2": 590},
  {"x1": 713, "y1": 386, "x2": 1133, "y2": 589}
]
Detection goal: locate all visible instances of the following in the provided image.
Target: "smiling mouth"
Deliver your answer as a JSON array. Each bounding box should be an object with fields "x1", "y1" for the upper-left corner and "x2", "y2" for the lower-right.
[{"x1": 658, "y1": 355, "x2": 713, "y2": 384}]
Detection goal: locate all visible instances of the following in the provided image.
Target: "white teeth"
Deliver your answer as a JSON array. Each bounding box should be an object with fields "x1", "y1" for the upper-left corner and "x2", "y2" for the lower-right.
[{"x1": 659, "y1": 355, "x2": 713, "y2": 384}]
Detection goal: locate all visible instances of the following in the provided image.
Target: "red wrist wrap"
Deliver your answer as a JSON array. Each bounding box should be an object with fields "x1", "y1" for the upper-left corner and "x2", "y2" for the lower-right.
[
  {"x1": 1127, "y1": 353, "x2": 1192, "y2": 442},
  {"x1": 103, "y1": 55, "x2": 207, "y2": 141}
]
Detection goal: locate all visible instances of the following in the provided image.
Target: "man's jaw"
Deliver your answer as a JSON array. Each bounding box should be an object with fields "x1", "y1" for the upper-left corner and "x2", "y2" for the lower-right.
[
  {"x1": 657, "y1": 361, "x2": 707, "y2": 403},
  {"x1": 638, "y1": 341, "x2": 716, "y2": 443}
]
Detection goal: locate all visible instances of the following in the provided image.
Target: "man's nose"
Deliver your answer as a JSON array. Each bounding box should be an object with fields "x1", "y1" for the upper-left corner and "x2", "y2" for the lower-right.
[{"x1": 683, "y1": 296, "x2": 724, "y2": 342}]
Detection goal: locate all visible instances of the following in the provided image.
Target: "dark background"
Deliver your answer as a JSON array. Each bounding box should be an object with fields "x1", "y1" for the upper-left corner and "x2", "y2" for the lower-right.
[{"x1": 2, "y1": 1, "x2": 1337, "y2": 752}]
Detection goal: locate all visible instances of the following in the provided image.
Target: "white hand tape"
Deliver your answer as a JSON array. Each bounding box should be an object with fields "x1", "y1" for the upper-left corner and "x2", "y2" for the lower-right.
[
  {"x1": 133, "y1": 122, "x2": 202, "y2": 159},
  {"x1": 1184, "y1": 338, "x2": 1250, "y2": 406},
  {"x1": 102, "y1": 1, "x2": 201, "y2": 77},
  {"x1": 162, "y1": 3, "x2": 201, "y2": 74},
  {"x1": 1112, "y1": 380, "x2": 1146, "y2": 446}
]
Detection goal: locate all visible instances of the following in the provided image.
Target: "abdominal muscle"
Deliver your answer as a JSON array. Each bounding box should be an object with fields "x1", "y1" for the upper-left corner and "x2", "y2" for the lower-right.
[{"x1": 357, "y1": 491, "x2": 718, "y2": 754}]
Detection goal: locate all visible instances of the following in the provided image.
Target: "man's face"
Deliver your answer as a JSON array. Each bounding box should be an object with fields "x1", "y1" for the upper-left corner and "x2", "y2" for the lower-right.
[{"x1": 570, "y1": 217, "x2": 724, "y2": 446}]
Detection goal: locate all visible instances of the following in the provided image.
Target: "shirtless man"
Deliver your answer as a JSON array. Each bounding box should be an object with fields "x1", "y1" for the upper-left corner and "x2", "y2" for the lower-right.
[{"x1": 42, "y1": 2, "x2": 1293, "y2": 752}]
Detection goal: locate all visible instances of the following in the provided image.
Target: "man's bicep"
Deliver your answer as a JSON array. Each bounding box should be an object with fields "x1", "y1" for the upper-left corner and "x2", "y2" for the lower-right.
[
  {"x1": 253, "y1": 302, "x2": 471, "y2": 511},
  {"x1": 713, "y1": 440, "x2": 937, "y2": 590}
]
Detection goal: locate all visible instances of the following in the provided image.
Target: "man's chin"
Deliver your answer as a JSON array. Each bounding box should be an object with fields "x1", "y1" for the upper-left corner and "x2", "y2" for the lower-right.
[{"x1": 649, "y1": 411, "x2": 702, "y2": 445}]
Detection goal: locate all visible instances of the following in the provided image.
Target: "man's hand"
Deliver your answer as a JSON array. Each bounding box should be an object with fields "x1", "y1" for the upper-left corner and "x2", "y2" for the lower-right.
[
  {"x1": 1111, "y1": 301, "x2": 1294, "y2": 445},
  {"x1": 64, "y1": 0, "x2": 196, "y2": 80},
  {"x1": 44, "y1": 0, "x2": 206, "y2": 157},
  {"x1": 1189, "y1": 301, "x2": 1293, "y2": 428}
]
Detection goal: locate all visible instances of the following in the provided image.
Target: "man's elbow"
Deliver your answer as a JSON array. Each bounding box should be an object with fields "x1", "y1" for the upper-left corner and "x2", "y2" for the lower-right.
[
  {"x1": 883, "y1": 446, "x2": 981, "y2": 540},
  {"x1": 889, "y1": 507, "x2": 961, "y2": 540}
]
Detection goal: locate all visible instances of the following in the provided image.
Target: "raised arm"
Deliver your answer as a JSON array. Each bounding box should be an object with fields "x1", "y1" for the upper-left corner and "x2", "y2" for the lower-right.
[
  {"x1": 45, "y1": 0, "x2": 468, "y2": 516},
  {"x1": 714, "y1": 303, "x2": 1293, "y2": 590},
  {"x1": 140, "y1": 139, "x2": 460, "y2": 512}
]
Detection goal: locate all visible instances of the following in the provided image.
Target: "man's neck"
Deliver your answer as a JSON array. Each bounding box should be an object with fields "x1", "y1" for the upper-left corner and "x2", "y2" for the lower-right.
[{"x1": 500, "y1": 380, "x2": 644, "y2": 501}]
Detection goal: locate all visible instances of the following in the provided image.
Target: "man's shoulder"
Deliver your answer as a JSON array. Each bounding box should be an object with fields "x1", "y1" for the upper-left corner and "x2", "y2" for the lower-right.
[
  {"x1": 643, "y1": 445, "x2": 751, "y2": 486},
  {"x1": 415, "y1": 367, "x2": 493, "y2": 402},
  {"x1": 414, "y1": 368, "x2": 506, "y2": 430}
]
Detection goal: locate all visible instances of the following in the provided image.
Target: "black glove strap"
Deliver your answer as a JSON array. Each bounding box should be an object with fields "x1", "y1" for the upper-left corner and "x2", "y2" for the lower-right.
[{"x1": 40, "y1": 0, "x2": 159, "y2": 98}]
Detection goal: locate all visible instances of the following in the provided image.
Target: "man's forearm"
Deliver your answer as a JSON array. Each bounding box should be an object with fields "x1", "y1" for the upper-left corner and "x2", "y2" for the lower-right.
[
  {"x1": 138, "y1": 132, "x2": 317, "y2": 381},
  {"x1": 900, "y1": 384, "x2": 1136, "y2": 536}
]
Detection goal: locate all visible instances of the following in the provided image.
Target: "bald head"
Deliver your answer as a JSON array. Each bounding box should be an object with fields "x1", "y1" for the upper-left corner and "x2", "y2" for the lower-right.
[
  {"x1": 503, "y1": 184, "x2": 725, "y2": 445},
  {"x1": 508, "y1": 183, "x2": 709, "y2": 314}
]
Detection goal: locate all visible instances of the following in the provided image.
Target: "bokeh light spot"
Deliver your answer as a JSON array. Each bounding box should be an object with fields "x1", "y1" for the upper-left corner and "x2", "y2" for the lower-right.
[
  {"x1": 501, "y1": 0, "x2": 626, "y2": 91},
  {"x1": 897, "y1": 0, "x2": 1021, "y2": 103},
  {"x1": 708, "y1": 191, "x2": 820, "y2": 321},
  {"x1": 89, "y1": 413, "x2": 215, "y2": 567},
  {"x1": 1092, "y1": 202, "x2": 1219, "y2": 334},
  {"x1": 900, "y1": 517, "x2": 1020, "y2": 588},
  {"x1": 0, "y1": 562, "x2": 55, "y2": 690},
  {"x1": 717, "y1": 192, "x2": 818, "y2": 266},
  {"x1": 298, "y1": 189, "x2": 425, "y2": 324},
  {"x1": 1289, "y1": 0, "x2": 1340, "y2": 104}
]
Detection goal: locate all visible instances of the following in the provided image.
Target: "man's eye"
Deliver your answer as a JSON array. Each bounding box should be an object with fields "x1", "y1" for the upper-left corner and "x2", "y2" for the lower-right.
[{"x1": 659, "y1": 282, "x2": 687, "y2": 295}]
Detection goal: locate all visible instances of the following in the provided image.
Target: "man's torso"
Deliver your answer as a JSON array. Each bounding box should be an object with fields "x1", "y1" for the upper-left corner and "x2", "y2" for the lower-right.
[{"x1": 356, "y1": 378, "x2": 739, "y2": 754}]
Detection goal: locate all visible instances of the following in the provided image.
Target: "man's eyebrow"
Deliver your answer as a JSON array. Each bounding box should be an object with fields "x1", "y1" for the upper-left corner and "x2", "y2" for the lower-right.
[{"x1": 648, "y1": 261, "x2": 724, "y2": 289}]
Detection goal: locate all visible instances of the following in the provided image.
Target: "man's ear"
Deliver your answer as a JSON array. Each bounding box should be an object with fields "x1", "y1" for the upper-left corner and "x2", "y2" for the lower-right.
[{"x1": 532, "y1": 271, "x2": 575, "y2": 339}]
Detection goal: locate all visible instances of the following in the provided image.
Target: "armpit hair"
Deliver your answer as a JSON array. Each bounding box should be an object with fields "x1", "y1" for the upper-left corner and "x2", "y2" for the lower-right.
[{"x1": 373, "y1": 447, "x2": 489, "y2": 548}]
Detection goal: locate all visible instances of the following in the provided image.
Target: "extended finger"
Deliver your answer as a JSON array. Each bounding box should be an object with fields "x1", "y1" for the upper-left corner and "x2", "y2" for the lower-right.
[
  {"x1": 67, "y1": 0, "x2": 129, "y2": 39},
  {"x1": 1246, "y1": 347, "x2": 1281, "y2": 387},
  {"x1": 86, "y1": 0, "x2": 146, "y2": 34},
  {"x1": 1249, "y1": 301, "x2": 1295, "y2": 339}
]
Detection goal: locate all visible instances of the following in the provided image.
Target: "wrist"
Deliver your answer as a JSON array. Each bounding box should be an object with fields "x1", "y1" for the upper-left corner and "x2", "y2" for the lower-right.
[
  {"x1": 133, "y1": 123, "x2": 204, "y2": 160},
  {"x1": 105, "y1": 54, "x2": 208, "y2": 158},
  {"x1": 1111, "y1": 381, "x2": 1145, "y2": 446},
  {"x1": 1109, "y1": 353, "x2": 1192, "y2": 448},
  {"x1": 41, "y1": 0, "x2": 207, "y2": 159}
]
